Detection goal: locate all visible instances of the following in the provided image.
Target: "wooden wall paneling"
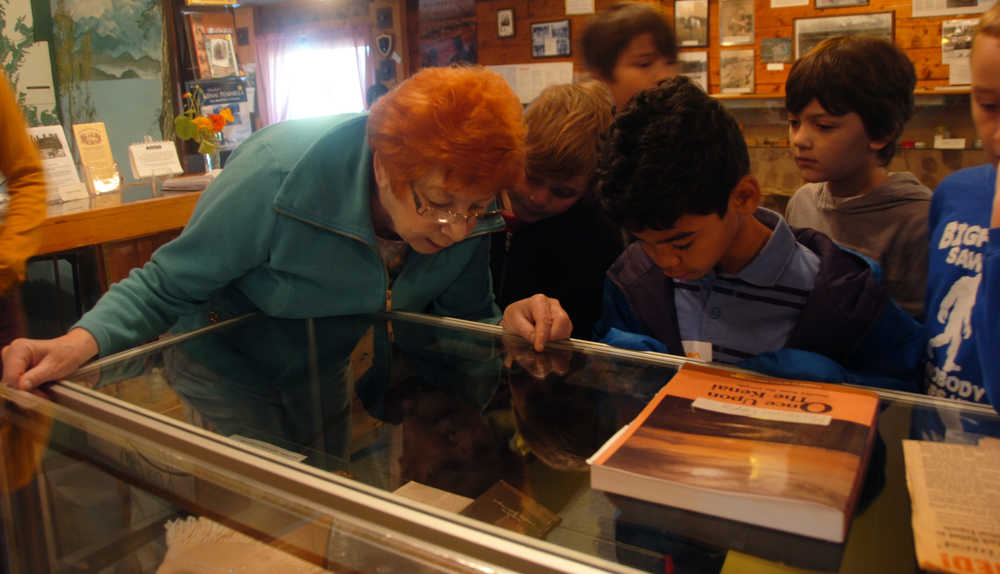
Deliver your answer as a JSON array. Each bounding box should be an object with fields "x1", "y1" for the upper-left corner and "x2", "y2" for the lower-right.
[
  {"x1": 370, "y1": 0, "x2": 408, "y2": 89},
  {"x1": 466, "y1": 0, "x2": 975, "y2": 96},
  {"x1": 473, "y1": 0, "x2": 633, "y2": 74},
  {"x1": 234, "y1": 6, "x2": 256, "y2": 69}
]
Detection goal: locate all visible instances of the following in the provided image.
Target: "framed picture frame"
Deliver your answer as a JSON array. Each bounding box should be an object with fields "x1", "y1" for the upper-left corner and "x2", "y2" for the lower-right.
[
  {"x1": 760, "y1": 37, "x2": 793, "y2": 64},
  {"x1": 497, "y1": 8, "x2": 515, "y2": 38},
  {"x1": 204, "y1": 33, "x2": 239, "y2": 78},
  {"x1": 941, "y1": 18, "x2": 977, "y2": 63},
  {"x1": 719, "y1": 0, "x2": 754, "y2": 46},
  {"x1": 815, "y1": 0, "x2": 869, "y2": 8},
  {"x1": 794, "y1": 12, "x2": 893, "y2": 59},
  {"x1": 912, "y1": 0, "x2": 994, "y2": 18},
  {"x1": 531, "y1": 19, "x2": 571, "y2": 58},
  {"x1": 677, "y1": 51, "x2": 708, "y2": 92},
  {"x1": 675, "y1": 0, "x2": 709, "y2": 47},
  {"x1": 720, "y1": 49, "x2": 754, "y2": 94}
]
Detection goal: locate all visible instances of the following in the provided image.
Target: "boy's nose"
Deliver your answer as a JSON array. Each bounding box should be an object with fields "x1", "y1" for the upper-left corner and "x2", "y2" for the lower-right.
[{"x1": 654, "y1": 251, "x2": 681, "y2": 270}]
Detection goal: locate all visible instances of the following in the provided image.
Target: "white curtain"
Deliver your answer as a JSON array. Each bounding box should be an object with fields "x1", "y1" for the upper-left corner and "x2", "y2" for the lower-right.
[{"x1": 255, "y1": 27, "x2": 372, "y2": 127}]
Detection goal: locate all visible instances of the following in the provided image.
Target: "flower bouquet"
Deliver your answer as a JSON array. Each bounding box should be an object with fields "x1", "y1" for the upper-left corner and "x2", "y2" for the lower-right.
[{"x1": 174, "y1": 86, "x2": 235, "y2": 154}]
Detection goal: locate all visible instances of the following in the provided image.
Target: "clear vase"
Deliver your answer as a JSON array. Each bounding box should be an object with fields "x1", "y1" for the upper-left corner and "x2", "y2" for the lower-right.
[{"x1": 202, "y1": 152, "x2": 214, "y2": 173}]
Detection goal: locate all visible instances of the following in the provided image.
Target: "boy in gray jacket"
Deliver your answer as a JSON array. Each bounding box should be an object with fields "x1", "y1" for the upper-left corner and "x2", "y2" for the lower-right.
[{"x1": 784, "y1": 36, "x2": 930, "y2": 319}]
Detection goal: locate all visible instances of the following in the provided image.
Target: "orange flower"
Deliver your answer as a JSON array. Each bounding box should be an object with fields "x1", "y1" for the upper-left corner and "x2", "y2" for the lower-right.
[
  {"x1": 220, "y1": 107, "x2": 235, "y2": 123},
  {"x1": 209, "y1": 113, "x2": 226, "y2": 132},
  {"x1": 193, "y1": 116, "x2": 213, "y2": 131}
]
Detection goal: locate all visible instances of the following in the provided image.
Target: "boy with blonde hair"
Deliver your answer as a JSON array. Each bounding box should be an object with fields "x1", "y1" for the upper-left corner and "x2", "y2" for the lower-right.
[
  {"x1": 492, "y1": 82, "x2": 623, "y2": 339},
  {"x1": 924, "y1": 3, "x2": 1000, "y2": 410}
]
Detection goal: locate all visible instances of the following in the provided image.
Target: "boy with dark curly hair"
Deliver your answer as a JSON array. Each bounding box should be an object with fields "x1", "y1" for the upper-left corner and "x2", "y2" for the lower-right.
[
  {"x1": 784, "y1": 37, "x2": 931, "y2": 320},
  {"x1": 592, "y1": 76, "x2": 922, "y2": 388}
]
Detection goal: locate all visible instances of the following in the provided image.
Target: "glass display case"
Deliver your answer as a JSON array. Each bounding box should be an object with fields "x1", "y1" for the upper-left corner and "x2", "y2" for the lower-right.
[{"x1": 4, "y1": 311, "x2": 998, "y2": 573}]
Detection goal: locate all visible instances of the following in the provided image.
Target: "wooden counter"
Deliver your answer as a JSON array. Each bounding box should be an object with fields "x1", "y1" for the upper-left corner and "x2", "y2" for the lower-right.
[{"x1": 36, "y1": 190, "x2": 202, "y2": 256}]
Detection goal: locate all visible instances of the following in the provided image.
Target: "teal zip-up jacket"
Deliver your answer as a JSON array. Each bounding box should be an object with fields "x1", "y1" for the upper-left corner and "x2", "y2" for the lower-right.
[{"x1": 74, "y1": 113, "x2": 505, "y2": 357}]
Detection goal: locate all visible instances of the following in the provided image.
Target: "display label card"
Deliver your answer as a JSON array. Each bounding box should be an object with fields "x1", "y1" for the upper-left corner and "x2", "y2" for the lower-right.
[{"x1": 128, "y1": 141, "x2": 183, "y2": 179}]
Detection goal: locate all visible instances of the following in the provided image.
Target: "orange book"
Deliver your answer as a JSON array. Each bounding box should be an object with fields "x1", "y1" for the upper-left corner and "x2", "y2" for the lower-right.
[
  {"x1": 589, "y1": 364, "x2": 879, "y2": 543},
  {"x1": 186, "y1": 14, "x2": 211, "y2": 79}
]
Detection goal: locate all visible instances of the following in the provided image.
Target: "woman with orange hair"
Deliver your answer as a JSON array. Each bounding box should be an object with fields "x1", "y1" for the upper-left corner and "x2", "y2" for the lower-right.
[{"x1": 2, "y1": 66, "x2": 570, "y2": 389}]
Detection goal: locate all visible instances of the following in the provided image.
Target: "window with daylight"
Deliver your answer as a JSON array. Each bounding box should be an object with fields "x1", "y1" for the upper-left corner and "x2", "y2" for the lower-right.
[{"x1": 276, "y1": 44, "x2": 367, "y2": 120}]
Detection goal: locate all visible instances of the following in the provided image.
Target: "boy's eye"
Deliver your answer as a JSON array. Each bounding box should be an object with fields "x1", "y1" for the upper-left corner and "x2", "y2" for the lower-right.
[
  {"x1": 817, "y1": 123, "x2": 836, "y2": 131},
  {"x1": 788, "y1": 119, "x2": 800, "y2": 128},
  {"x1": 673, "y1": 241, "x2": 694, "y2": 250}
]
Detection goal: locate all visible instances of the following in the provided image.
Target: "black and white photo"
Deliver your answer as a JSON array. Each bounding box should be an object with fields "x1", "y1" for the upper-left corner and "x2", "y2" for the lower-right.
[
  {"x1": 531, "y1": 19, "x2": 571, "y2": 58},
  {"x1": 794, "y1": 12, "x2": 893, "y2": 59},
  {"x1": 498, "y1": 8, "x2": 515, "y2": 39},
  {"x1": 720, "y1": 0, "x2": 755, "y2": 46},
  {"x1": 675, "y1": 0, "x2": 709, "y2": 47}
]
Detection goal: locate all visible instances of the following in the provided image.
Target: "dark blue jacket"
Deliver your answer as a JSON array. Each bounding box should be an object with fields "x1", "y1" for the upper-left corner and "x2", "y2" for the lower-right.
[{"x1": 595, "y1": 228, "x2": 923, "y2": 391}]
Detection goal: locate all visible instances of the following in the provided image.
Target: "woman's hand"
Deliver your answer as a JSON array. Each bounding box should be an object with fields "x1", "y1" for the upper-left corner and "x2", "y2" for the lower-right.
[
  {"x1": 1, "y1": 328, "x2": 99, "y2": 390},
  {"x1": 502, "y1": 294, "x2": 573, "y2": 351}
]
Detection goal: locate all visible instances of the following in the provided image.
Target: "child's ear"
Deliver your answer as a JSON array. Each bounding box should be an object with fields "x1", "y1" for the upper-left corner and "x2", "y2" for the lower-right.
[
  {"x1": 869, "y1": 132, "x2": 895, "y2": 153},
  {"x1": 728, "y1": 174, "x2": 762, "y2": 215}
]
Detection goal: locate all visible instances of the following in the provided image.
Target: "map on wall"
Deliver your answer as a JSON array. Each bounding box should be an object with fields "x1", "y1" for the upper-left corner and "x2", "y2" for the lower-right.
[
  {"x1": 62, "y1": 0, "x2": 162, "y2": 80},
  {"x1": 1, "y1": 0, "x2": 58, "y2": 125}
]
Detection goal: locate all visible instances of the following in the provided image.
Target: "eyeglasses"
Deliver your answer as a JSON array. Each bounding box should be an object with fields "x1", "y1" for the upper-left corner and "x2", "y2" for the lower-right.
[{"x1": 411, "y1": 186, "x2": 503, "y2": 226}]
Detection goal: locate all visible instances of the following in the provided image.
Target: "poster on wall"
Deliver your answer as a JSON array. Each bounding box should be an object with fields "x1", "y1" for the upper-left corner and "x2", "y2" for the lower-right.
[
  {"x1": 418, "y1": 0, "x2": 477, "y2": 67},
  {"x1": 912, "y1": 0, "x2": 996, "y2": 18},
  {"x1": 1, "y1": 0, "x2": 58, "y2": 125},
  {"x1": 487, "y1": 62, "x2": 573, "y2": 104}
]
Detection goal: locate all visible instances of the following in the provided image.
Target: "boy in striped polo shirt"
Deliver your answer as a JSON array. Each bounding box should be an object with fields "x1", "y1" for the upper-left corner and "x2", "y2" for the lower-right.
[{"x1": 592, "y1": 76, "x2": 922, "y2": 388}]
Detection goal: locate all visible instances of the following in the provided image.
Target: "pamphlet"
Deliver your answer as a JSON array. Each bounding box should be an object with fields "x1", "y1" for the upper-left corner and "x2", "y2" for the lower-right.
[
  {"x1": 72, "y1": 122, "x2": 120, "y2": 194},
  {"x1": 25, "y1": 126, "x2": 88, "y2": 203},
  {"x1": 903, "y1": 438, "x2": 1000, "y2": 573}
]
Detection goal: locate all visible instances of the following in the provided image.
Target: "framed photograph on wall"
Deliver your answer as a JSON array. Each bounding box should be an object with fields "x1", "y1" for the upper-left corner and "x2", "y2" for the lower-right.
[
  {"x1": 675, "y1": 0, "x2": 709, "y2": 47},
  {"x1": 912, "y1": 0, "x2": 995, "y2": 18},
  {"x1": 498, "y1": 8, "x2": 515, "y2": 38},
  {"x1": 720, "y1": 49, "x2": 754, "y2": 93},
  {"x1": 815, "y1": 0, "x2": 869, "y2": 8},
  {"x1": 678, "y1": 51, "x2": 708, "y2": 91},
  {"x1": 719, "y1": 0, "x2": 755, "y2": 46},
  {"x1": 760, "y1": 38, "x2": 793, "y2": 64},
  {"x1": 794, "y1": 12, "x2": 893, "y2": 58},
  {"x1": 205, "y1": 33, "x2": 239, "y2": 78},
  {"x1": 531, "y1": 19, "x2": 571, "y2": 58}
]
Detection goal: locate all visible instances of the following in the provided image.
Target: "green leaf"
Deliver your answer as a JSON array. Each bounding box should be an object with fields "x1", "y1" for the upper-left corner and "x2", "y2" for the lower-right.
[{"x1": 174, "y1": 115, "x2": 197, "y2": 140}]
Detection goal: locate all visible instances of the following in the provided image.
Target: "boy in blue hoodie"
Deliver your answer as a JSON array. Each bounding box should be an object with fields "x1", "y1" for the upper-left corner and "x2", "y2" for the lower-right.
[
  {"x1": 924, "y1": 3, "x2": 1000, "y2": 410},
  {"x1": 592, "y1": 76, "x2": 922, "y2": 388}
]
